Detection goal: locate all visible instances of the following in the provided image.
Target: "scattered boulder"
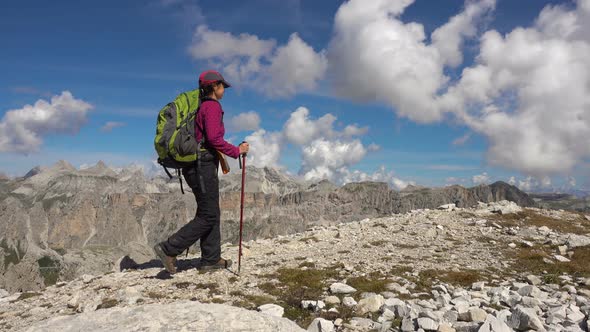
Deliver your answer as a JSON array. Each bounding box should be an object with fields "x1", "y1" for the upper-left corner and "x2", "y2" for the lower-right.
[
  {"x1": 323, "y1": 296, "x2": 340, "y2": 305},
  {"x1": 526, "y1": 275, "x2": 542, "y2": 286},
  {"x1": 509, "y1": 305, "x2": 545, "y2": 331},
  {"x1": 258, "y1": 304, "x2": 284, "y2": 317},
  {"x1": 467, "y1": 308, "x2": 488, "y2": 322},
  {"x1": 554, "y1": 255, "x2": 571, "y2": 263},
  {"x1": 488, "y1": 200, "x2": 523, "y2": 215},
  {"x1": 565, "y1": 234, "x2": 590, "y2": 249},
  {"x1": 417, "y1": 317, "x2": 439, "y2": 330},
  {"x1": 478, "y1": 315, "x2": 512, "y2": 332},
  {"x1": 357, "y1": 294, "x2": 385, "y2": 314},
  {"x1": 329, "y1": 283, "x2": 356, "y2": 294},
  {"x1": 438, "y1": 204, "x2": 456, "y2": 211},
  {"x1": 307, "y1": 318, "x2": 334, "y2": 332},
  {"x1": 301, "y1": 300, "x2": 325, "y2": 312},
  {"x1": 342, "y1": 297, "x2": 357, "y2": 307}
]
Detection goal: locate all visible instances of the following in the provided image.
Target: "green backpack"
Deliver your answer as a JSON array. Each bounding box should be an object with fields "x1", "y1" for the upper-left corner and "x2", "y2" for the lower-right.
[{"x1": 154, "y1": 89, "x2": 204, "y2": 191}]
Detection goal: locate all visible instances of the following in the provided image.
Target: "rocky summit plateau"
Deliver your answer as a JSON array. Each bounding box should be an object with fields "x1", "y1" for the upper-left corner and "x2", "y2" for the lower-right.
[
  {"x1": 1, "y1": 161, "x2": 589, "y2": 331},
  {"x1": 1, "y1": 200, "x2": 589, "y2": 331}
]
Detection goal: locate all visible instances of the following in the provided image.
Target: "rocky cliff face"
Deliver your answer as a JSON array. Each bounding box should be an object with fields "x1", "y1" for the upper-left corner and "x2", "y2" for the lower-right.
[{"x1": 0, "y1": 161, "x2": 535, "y2": 292}]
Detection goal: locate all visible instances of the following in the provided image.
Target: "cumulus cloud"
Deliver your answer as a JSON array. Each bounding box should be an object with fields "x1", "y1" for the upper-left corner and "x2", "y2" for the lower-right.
[
  {"x1": 0, "y1": 91, "x2": 93, "y2": 153},
  {"x1": 452, "y1": 133, "x2": 471, "y2": 146},
  {"x1": 472, "y1": 172, "x2": 490, "y2": 185},
  {"x1": 329, "y1": 0, "x2": 495, "y2": 123},
  {"x1": 283, "y1": 107, "x2": 336, "y2": 145},
  {"x1": 431, "y1": 0, "x2": 495, "y2": 67},
  {"x1": 328, "y1": 0, "x2": 590, "y2": 178},
  {"x1": 441, "y1": 0, "x2": 590, "y2": 176},
  {"x1": 244, "y1": 129, "x2": 282, "y2": 169},
  {"x1": 367, "y1": 143, "x2": 381, "y2": 152},
  {"x1": 189, "y1": 26, "x2": 326, "y2": 97},
  {"x1": 299, "y1": 138, "x2": 366, "y2": 181},
  {"x1": 100, "y1": 121, "x2": 126, "y2": 133},
  {"x1": 282, "y1": 107, "x2": 369, "y2": 146},
  {"x1": 227, "y1": 111, "x2": 261, "y2": 132},
  {"x1": 341, "y1": 166, "x2": 414, "y2": 190}
]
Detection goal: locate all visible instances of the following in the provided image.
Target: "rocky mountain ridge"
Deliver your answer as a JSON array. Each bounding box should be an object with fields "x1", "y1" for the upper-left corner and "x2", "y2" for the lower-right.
[
  {"x1": 1, "y1": 201, "x2": 589, "y2": 331},
  {"x1": 1, "y1": 161, "x2": 535, "y2": 293}
]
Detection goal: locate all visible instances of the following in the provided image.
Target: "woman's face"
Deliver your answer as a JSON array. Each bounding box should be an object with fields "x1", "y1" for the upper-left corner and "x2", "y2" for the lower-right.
[{"x1": 213, "y1": 83, "x2": 225, "y2": 100}]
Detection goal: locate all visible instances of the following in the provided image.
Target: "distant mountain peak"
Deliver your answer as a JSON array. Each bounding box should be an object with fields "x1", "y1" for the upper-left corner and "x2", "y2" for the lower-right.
[{"x1": 51, "y1": 160, "x2": 76, "y2": 172}]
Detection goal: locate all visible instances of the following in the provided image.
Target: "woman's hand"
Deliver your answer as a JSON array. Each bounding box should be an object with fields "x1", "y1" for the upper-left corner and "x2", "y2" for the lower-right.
[{"x1": 239, "y1": 142, "x2": 250, "y2": 155}]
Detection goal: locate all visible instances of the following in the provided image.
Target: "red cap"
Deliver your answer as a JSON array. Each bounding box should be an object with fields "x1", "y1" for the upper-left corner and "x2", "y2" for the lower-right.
[{"x1": 198, "y1": 70, "x2": 231, "y2": 88}]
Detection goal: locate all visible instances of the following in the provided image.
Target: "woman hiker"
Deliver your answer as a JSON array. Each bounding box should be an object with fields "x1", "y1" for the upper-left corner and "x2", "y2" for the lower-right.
[{"x1": 154, "y1": 70, "x2": 249, "y2": 274}]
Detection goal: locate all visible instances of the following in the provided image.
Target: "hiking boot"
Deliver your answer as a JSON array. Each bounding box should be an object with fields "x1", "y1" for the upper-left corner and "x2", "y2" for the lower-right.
[
  {"x1": 153, "y1": 243, "x2": 177, "y2": 274},
  {"x1": 198, "y1": 258, "x2": 232, "y2": 271}
]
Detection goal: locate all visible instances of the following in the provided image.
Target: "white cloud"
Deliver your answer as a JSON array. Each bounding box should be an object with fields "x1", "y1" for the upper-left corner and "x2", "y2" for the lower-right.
[
  {"x1": 328, "y1": 0, "x2": 494, "y2": 123},
  {"x1": 472, "y1": 172, "x2": 490, "y2": 185},
  {"x1": 367, "y1": 143, "x2": 381, "y2": 152},
  {"x1": 283, "y1": 107, "x2": 336, "y2": 145},
  {"x1": 452, "y1": 133, "x2": 471, "y2": 146},
  {"x1": 244, "y1": 129, "x2": 282, "y2": 169},
  {"x1": 299, "y1": 138, "x2": 366, "y2": 181},
  {"x1": 442, "y1": 0, "x2": 590, "y2": 176},
  {"x1": 100, "y1": 121, "x2": 126, "y2": 133},
  {"x1": 341, "y1": 165, "x2": 414, "y2": 190},
  {"x1": 227, "y1": 111, "x2": 261, "y2": 132},
  {"x1": 0, "y1": 91, "x2": 93, "y2": 153},
  {"x1": 325, "y1": 0, "x2": 590, "y2": 179},
  {"x1": 514, "y1": 175, "x2": 554, "y2": 192},
  {"x1": 568, "y1": 176, "x2": 577, "y2": 187},
  {"x1": 282, "y1": 107, "x2": 368, "y2": 146},
  {"x1": 343, "y1": 124, "x2": 369, "y2": 138},
  {"x1": 431, "y1": 0, "x2": 495, "y2": 67},
  {"x1": 189, "y1": 26, "x2": 326, "y2": 97},
  {"x1": 446, "y1": 177, "x2": 467, "y2": 185},
  {"x1": 261, "y1": 33, "x2": 328, "y2": 98},
  {"x1": 508, "y1": 176, "x2": 516, "y2": 185}
]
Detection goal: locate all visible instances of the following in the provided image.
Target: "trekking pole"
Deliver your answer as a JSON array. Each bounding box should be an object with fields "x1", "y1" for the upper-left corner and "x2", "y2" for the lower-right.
[{"x1": 238, "y1": 150, "x2": 247, "y2": 274}]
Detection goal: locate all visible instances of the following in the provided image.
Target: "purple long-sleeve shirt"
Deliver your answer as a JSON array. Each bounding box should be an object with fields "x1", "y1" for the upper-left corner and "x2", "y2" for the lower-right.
[{"x1": 195, "y1": 99, "x2": 240, "y2": 159}]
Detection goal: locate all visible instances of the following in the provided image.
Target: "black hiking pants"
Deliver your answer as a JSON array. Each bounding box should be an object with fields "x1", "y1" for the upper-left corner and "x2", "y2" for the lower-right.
[{"x1": 161, "y1": 150, "x2": 221, "y2": 264}]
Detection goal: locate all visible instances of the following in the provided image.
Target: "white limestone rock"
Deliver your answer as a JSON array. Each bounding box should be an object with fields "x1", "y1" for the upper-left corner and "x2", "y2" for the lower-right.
[
  {"x1": 357, "y1": 294, "x2": 385, "y2": 314},
  {"x1": 526, "y1": 275, "x2": 542, "y2": 286},
  {"x1": 478, "y1": 315, "x2": 512, "y2": 332},
  {"x1": 301, "y1": 300, "x2": 325, "y2": 312},
  {"x1": 23, "y1": 301, "x2": 305, "y2": 332},
  {"x1": 307, "y1": 318, "x2": 335, "y2": 332},
  {"x1": 417, "y1": 317, "x2": 439, "y2": 330},
  {"x1": 467, "y1": 308, "x2": 488, "y2": 322},
  {"x1": 323, "y1": 296, "x2": 340, "y2": 305},
  {"x1": 554, "y1": 255, "x2": 571, "y2": 263},
  {"x1": 565, "y1": 234, "x2": 590, "y2": 249},
  {"x1": 329, "y1": 283, "x2": 357, "y2": 294},
  {"x1": 258, "y1": 304, "x2": 285, "y2": 318},
  {"x1": 342, "y1": 296, "x2": 357, "y2": 307},
  {"x1": 509, "y1": 305, "x2": 545, "y2": 331}
]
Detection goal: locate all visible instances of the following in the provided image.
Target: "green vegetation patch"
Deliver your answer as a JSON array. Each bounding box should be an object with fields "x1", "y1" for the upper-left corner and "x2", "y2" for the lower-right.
[
  {"x1": 491, "y1": 209, "x2": 589, "y2": 234},
  {"x1": 347, "y1": 272, "x2": 392, "y2": 295},
  {"x1": 510, "y1": 245, "x2": 590, "y2": 278},
  {"x1": 410, "y1": 269, "x2": 488, "y2": 293},
  {"x1": 257, "y1": 267, "x2": 341, "y2": 327}
]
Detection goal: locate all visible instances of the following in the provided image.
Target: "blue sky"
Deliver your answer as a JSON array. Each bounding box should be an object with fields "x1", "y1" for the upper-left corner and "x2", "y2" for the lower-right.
[{"x1": 0, "y1": 0, "x2": 588, "y2": 192}]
